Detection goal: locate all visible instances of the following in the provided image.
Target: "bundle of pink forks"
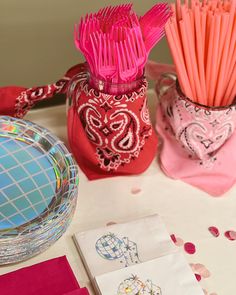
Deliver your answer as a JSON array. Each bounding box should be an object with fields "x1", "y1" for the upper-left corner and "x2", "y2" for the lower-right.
[{"x1": 74, "y1": 3, "x2": 172, "y2": 92}]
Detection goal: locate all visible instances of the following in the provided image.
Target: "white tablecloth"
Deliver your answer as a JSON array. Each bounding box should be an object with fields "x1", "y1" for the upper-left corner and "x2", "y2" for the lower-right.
[{"x1": 1, "y1": 90, "x2": 235, "y2": 295}]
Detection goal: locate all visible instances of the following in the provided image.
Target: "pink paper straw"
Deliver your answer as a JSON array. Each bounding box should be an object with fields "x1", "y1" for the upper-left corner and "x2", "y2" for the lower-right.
[
  {"x1": 182, "y1": 8, "x2": 202, "y2": 103},
  {"x1": 215, "y1": 1, "x2": 235, "y2": 105},
  {"x1": 224, "y1": 62, "x2": 236, "y2": 104},
  {"x1": 224, "y1": 16, "x2": 236, "y2": 89},
  {"x1": 204, "y1": 10, "x2": 213, "y2": 69},
  {"x1": 195, "y1": 5, "x2": 207, "y2": 104},
  {"x1": 176, "y1": 0, "x2": 182, "y2": 21},
  {"x1": 179, "y1": 19, "x2": 197, "y2": 100},
  {"x1": 165, "y1": 21, "x2": 193, "y2": 99},
  {"x1": 201, "y1": 8, "x2": 207, "y2": 65},
  {"x1": 209, "y1": 14, "x2": 221, "y2": 105},
  {"x1": 213, "y1": 12, "x2": 230, "y2": 105},
  {"x1": 222, "y1": 56, "x2": 236, "y2": 105},
  {"x1": 205, "y1": 13, "x2": 215, "y2": 105}
]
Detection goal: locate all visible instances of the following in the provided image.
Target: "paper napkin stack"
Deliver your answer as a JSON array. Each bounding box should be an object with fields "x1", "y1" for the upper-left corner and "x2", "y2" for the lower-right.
[{"x1": 74, "y1": 214, "x2": 204, "y2": 295}]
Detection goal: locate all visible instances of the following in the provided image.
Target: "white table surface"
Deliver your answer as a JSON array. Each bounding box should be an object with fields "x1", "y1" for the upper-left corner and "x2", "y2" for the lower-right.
[{"x1": 1, "y1": 90, "x2": 236, "y2": 295}]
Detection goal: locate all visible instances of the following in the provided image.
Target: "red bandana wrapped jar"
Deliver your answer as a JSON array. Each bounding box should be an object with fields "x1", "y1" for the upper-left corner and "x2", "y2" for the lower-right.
[{"x1": 67, "y1": 64, "x2": 158, "y2": 180}]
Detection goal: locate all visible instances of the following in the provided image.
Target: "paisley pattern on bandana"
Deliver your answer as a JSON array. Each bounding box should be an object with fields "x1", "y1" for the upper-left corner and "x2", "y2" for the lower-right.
[
  {"x1": 15, "y1": 78, "x2": 69, "y2": 118},
  {"x1": 160, "y1": 86, "x2": 236, "y2": 164},
  {"x1": 1, "y1": 62, "x2": 157, "y2": 179},
  {"x1": 75, "y1": 78, "x2": 152, "y2": 171}
]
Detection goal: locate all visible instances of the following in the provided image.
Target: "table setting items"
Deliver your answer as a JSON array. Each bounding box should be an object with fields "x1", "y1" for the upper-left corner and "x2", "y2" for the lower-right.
[
  {"x1": 73, "y1": 3, "x2": 171, "y2": 93},
  {"x1": 67, "y1": 3, "x2": 172, "y2": 180},
  {"x1": 155, "y1": 0, "x2": 236, "y2": 196},
  {"x1": 73, "y1": 214, "x2": 204, "y2": 294},
  {"x1": 0, "y1": 3, "x2": 172, "y2": 180},
  {"x1": 0, "y1": 256, "x2": 89, "y2": 295},
  {"x1": 0, "y1": 116, "x2": 79, "y2": 265}
]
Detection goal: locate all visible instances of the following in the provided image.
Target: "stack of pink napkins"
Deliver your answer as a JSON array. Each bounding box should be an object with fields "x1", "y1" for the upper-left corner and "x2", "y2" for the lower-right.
[{"x1": 0, "y1": 256, "x2": 89, "y2": 295}]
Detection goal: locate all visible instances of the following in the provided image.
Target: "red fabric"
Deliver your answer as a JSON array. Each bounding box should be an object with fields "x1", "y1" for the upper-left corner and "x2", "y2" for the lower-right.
[
  {"x1": 0, "y1": 86, "x2": 26, "y2": 116},
  {"x1": 67, "y1": 69, "x2": 158, "y2": 180},
  {"x1": 0, "y1": 64, "x2": 83, "y2": 118},
  {"x1": 0, "y1": 62, "x2": 158, "y2": 179},
  {"x1": 0, "y1": 256, "x2": 80, "y2": 295}
]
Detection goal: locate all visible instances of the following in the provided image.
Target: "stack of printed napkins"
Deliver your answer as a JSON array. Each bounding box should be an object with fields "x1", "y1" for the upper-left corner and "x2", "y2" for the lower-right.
[{"x1": 74, "y1": 215, "x2": 204, "y2": 295}]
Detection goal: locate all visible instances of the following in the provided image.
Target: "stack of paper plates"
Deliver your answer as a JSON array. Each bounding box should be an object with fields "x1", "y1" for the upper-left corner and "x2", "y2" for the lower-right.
[{"x1": 0, "y1": 116, "x2": 78, "y2": 264}]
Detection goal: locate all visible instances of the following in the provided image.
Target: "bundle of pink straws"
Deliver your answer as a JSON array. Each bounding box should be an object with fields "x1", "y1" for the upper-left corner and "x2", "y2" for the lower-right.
[{"x1": 165, "y1": 0, "x2": 236, "y2": 106}]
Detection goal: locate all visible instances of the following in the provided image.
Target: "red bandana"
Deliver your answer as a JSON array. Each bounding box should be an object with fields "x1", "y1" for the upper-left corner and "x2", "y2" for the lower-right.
[{"x1": 0, "y1": 63, "x2": 157, "y2": 180}]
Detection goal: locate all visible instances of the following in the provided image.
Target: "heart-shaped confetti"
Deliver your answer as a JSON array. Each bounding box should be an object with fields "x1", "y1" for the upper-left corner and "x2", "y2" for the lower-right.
[
  {"x1": 208, "y1": 226, "x2": 219, "y2": 237},
  {"x1": 225, "y1": 230, "x2": 236, "y2": 240},
  {"x1": 184, "y1": 242, "x2": 196, "y2": 254}
]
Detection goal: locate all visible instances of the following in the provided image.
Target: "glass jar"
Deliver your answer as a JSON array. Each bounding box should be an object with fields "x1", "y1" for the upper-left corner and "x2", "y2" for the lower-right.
[{"x1": 88, "y1": 71, "x2": 144, "y2": 95}]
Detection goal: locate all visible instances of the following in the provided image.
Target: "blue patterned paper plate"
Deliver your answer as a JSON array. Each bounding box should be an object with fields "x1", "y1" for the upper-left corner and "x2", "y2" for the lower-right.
[{"x1": 0, "y1": 116, "x2": 78, "y2": 264}]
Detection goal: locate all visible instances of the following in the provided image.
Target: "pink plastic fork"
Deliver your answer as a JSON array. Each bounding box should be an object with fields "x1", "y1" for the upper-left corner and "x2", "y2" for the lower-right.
[
  {"x1": 96, "y1": 4, "x2": 133, "y2": 32},
  {"x1": 98, "y1": 34, "x2": 117, "y2": 81},
  {"x1": 116, "y1": 40, "x2": 137, "y2": 82},
  {"x1": 128, "y1": 26, "x2": 147, "y2": 77},
  {"x1": 95, "y1": 4, "x2": 133, "y2": 19},
  {"x1": 139, "y1": 3, "x2": 172, "y2": 55},
  {"x1": 145, "y1": 29, "x2": 166, "y2": 55},
  {"x1": 74, "y1": 17, "x2": 101, "y2": 72},
  {"x1": 89, "y1": 32, "x2": 101, "y2": 74},
  {"x1": 140, "y1": 3, "x2": 170, "y2": 35}
]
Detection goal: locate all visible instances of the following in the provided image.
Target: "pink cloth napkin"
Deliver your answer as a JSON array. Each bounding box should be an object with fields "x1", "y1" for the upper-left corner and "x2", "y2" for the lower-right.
[{"x1": 0, "y1": 256, "x2": 81, "y2": 295}]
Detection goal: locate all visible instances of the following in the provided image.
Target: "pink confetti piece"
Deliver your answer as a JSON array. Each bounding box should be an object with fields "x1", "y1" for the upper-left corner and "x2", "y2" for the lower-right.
[
  {"x1": 193, "y1": 263, "x2": 205, "y2": 271},
  {"x1": 175, "y1": 237, "x2": 184, "y2": 247},
  {"x1": 229, "y1": 230, "x2": 236, "y2": 240},
  {"x1": 201, "y1": 268, "x2": 211, "y2": 278},
  {"x1": 225, "y1": 230, "x2": 236, "y2": 240},
  {"x1": 208, "y1": 226, "x2": 220, "y2": 237},
  {"x1": 106, "y1": 221, "x2": 117, "y2": 226},
  {"x1": 170, "y1": 234, "x2": 184, "y2": 247},
  {"x1": 190, "y1": 263, "x2": 211, "y2": 278},
  {"x1": 170, "y1": 234, "x2": 177, "y2": 243},
  {"x1": 131, "y1": 187, "x2": 142, "y2": 194},
  {"x1": 195, "y1": 273, "x2": 201, "y2": 281},
  {"x1": 184, "y1": 242, "x2": 196, "y2": 254}
]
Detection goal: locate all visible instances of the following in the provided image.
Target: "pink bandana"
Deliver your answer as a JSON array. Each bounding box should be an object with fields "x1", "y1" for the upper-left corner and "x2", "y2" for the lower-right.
[{"x1": 156, "y1": 80, "x2": 236, "y2": 197}]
